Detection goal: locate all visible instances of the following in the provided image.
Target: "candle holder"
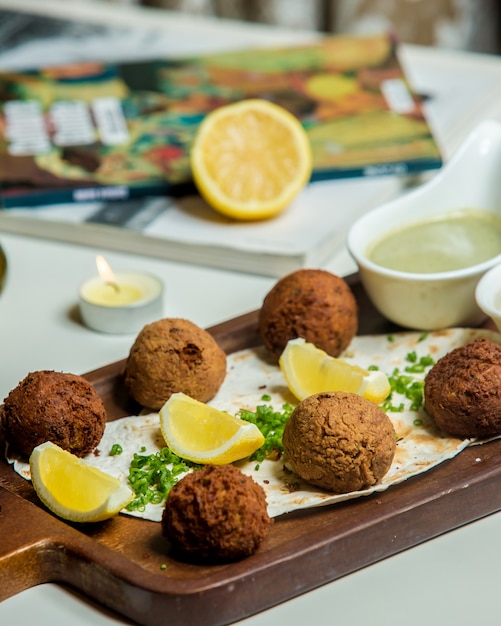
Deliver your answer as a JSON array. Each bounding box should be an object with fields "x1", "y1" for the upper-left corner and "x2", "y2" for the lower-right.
[{"x1": 79, "y1": 271, "x2": 164, "y2": 334}]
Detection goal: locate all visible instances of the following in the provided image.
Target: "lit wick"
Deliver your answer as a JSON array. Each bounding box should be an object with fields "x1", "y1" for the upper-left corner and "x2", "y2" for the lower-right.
[
  {"x1": 96, "y1": 255, "x2": 120, "y2": 292},
  {"x1": 107, "y1": 281, "x2": 120, "y2": 293}
]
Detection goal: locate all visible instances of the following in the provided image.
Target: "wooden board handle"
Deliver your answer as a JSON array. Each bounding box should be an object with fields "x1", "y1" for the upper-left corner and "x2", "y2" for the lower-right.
[{"x1": 0, "y1": 486, "x2": 63, "y2": 600}]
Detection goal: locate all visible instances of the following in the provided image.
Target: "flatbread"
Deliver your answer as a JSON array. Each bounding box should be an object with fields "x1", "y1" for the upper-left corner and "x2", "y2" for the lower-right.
[{"x1": 8, "y1": 327, "x2": 500, "y2": 521}]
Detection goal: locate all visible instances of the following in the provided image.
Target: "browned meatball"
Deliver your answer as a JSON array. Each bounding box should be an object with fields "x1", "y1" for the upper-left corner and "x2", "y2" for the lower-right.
[
  {"x1": 162, "y1": 464, "x2": 273, "y2": 562},
  {"x1": 2, "y1": 370, "x2": 106, "y2": 458},
  {"x1": 424, "y1": 338, "x2": 501, "y2": 438},
  {"x1": 258, "y1": 269, "x2": 358, "y2": 359},
  {"x1": 282, "y1": 391, "x2": 396, "y2": 493},
  {"x1": 124, "y1": 318, "x2": 226, "y2": 410}
]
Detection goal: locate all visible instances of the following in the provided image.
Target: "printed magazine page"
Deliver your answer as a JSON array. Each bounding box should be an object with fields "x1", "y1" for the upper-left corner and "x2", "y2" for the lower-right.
[{"x1": 0, "y1": 23, "x2": 441, "y2": 207}]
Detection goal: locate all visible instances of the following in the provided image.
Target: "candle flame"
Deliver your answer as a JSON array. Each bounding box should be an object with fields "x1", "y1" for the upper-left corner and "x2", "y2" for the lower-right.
[{"x1": 96, "y1": 255, "x2": 116, "y2": 284}]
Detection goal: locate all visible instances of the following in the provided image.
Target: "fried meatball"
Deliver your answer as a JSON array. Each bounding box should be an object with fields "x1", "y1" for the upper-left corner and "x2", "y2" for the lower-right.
[
  {"x1": 2, "y1": 370, "x2": 106, "y2": 458},
  {"x1": 282, "y1": 391, "x2": 396, "y2": 493},
  {"x1": 124, "y1": 318, "x2": 226, "y2": 410},
  {"x1": 258, "y1": 269, "x2": 358, "y2": 359},
  {"x1": 424, "y1": 338, "x2": 501, "y2": 438},
  {"x1": 162, "y1": 464, "x2": 273, "y2": 562}
]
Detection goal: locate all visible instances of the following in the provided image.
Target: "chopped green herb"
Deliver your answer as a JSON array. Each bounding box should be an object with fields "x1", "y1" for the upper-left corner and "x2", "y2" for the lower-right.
[
  {"x1": 261, "y1": 393, "x2": 272, "y2": 402},
  {"x1": 126, "y1": 447, "x2": 201, "y2": 512},
  {"x1": 406, "y1": 381, "x2": 427, "y2": 411},
  {"x1": 109, "y1": 443, "x2": 123, "y2": 456},
  {"x1": 381, "y1": 340, "x2": 434, "y2": 406},
  {"x1": 387, "y1": 335, "x2": 395, "y2": 342},
  {"x1": 238, "y1": 402, "x2": 295, "y2": 463},
  {"x1": 380, "y1": 349, "x2": 435, "y2": 412},
  {"x1": 160, "y1": 563, "x2": 167, "y2": 570},
  {"x1": 382, "y1": 396, "x2": 405, "y2": 412},
  {"x1": 406, "y1": 350, "x2": 418, "y2": 363},
  {"x1": 404, "y1": 353, "x2": 435, "y2": 373},
  {"x1": 413, "y1": 419, "x2": 423, "y2": 427}
]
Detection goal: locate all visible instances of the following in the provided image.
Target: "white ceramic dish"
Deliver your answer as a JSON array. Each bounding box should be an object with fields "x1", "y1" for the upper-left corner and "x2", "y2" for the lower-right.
[
  {"x1": 475, "y1": 263, "x2": 501, "y2": 333},
  {"x1": 347, "y1": 119, "x2": 501, "y2": 330}
]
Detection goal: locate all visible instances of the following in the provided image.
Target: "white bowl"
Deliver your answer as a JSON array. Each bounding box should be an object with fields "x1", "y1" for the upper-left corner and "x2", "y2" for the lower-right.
[
  {"x1": 347, "y1": 119, "x2": 501, "y2": 330},
  {"x1": 475, "y1": 263, "x2": 501, "y2": 333}
]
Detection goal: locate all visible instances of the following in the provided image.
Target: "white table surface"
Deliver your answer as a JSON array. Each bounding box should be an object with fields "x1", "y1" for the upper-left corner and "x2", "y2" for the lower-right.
[{"x1": 2, "y1": 2, "x2": 501, "y2": 625}]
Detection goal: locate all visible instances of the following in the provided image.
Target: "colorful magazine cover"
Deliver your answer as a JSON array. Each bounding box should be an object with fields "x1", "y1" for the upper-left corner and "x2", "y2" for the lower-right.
[{"x1": 0, "y1": 32, "x2": 442, "y2": 208}]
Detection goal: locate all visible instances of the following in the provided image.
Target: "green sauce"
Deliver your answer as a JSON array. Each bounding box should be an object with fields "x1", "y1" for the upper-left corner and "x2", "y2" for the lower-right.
[{"x1": 368, "y1": 210, "x2": 501, "y2": 273}]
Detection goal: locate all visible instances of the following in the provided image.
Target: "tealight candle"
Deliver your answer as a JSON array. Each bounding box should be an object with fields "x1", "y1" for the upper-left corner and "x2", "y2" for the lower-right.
[
  {"x1": 83, "y1": 282, "x2": 144, "y2": 307},
  {"x1": 79, "y1": 256, "x2": 164, "y2": 334}
]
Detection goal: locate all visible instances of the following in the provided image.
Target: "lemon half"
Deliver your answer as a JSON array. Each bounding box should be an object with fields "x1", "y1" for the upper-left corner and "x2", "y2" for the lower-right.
[
  {"x1": 159, "y1": 392, "x2": 264, "y2": 464},
  {"x1": 279, "y1": 337, "x2": 391, "y2": 404},
  {"x1": 30, "y1": 442, "x2": 134, "y2": 523},
  {"x1": 190, "y1": 98, "x2": 312, "y2": 221}
]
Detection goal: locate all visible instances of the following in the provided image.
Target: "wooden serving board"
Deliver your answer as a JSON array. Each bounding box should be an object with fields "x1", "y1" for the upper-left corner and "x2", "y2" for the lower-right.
[{"x1": 1, "y1": 277, "x2": 501, "y2": 626}]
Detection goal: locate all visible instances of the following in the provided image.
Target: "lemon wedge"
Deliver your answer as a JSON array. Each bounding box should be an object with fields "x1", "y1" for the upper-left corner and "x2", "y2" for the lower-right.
[
  {"x1": 279, "y1": 337, "x2": 391, "y2": 404},
  {"x1": 159, "y1": 392, "x2": 265, "y2": 464},
  {"x1": 30, "y1": 442, "x2": 134, "y2": 523},
  {"x1": 190, "y1": 98, "x2": 312, "y2": 221}
]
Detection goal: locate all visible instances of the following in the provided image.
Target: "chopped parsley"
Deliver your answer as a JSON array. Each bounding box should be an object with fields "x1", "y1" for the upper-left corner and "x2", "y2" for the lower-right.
[
  {"x1": 109, "y1": 443, "x2": 123, "y2": 456},
  {"x1": 126, "y1": 448, "x2": 201, "y2": 512},
  {"x1": 238, "y1": 397, "x2": 295, "y2": 463},
  {"x1": 404, "y1": 351, "x2": 435, "y2": 373},
  {"x1": 381, "y1": 350, "x2": 435, "y2": 412}
]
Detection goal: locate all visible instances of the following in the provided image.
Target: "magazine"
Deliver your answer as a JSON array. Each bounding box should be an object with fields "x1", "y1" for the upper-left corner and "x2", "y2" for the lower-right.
[{"x1": 0, "y1": 31, "x2": 442, "y2": 208}]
